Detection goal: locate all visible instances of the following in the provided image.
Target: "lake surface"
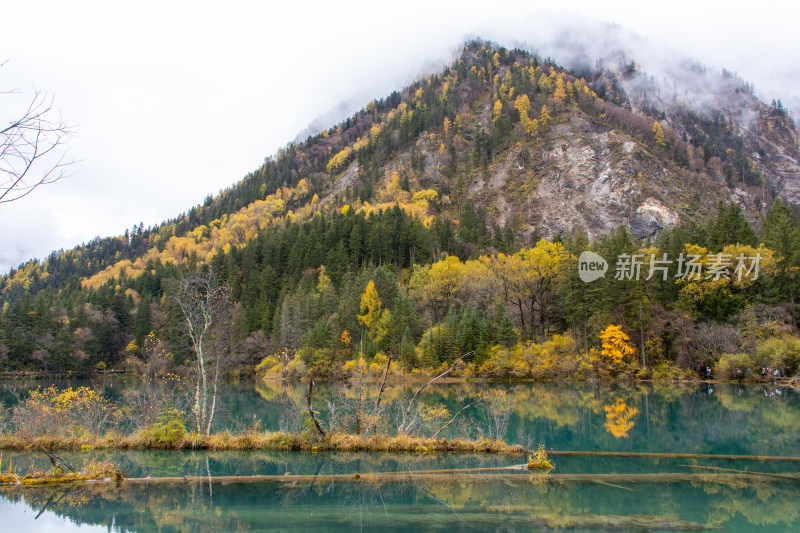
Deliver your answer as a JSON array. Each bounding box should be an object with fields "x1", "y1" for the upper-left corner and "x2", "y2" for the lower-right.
[{"x1": 1, "y1": 379, "x2": 799, "y2": 531}]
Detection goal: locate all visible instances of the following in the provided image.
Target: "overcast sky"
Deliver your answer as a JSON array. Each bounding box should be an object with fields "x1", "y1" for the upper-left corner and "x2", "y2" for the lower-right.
[{"x1": 1, "y1": 0, "x2": 798, "y2": 273}]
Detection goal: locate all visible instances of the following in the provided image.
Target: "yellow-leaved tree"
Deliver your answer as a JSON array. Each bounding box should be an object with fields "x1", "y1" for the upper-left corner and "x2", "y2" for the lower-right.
[
  {"x1": 517, "y1": 239, "x2": 570, "y2": 342},
  {"x1": 409, "y1": 255, "x2": 465, "y2": 321},
  {"x1": 540, "y1": 104, "x2": 551, "y2": 125},
  {"x1": 358, "y1": 280, "x2": 391, "y2": 344},
  {"x1": 514, "y1": 94, "x2": 531, "y2": 122},
  {"x1": 553, "y1": 74, "x2": 567, "y2": 103},
  {"x1": 492, "y1": 99, "x2": 503, "y2": 123},
  {"x1": 600, "y1": 324, "x2": 635, "y2": 365},
  {"x1": 653, "y1": 121, "x2": 666, "y2": 150}
]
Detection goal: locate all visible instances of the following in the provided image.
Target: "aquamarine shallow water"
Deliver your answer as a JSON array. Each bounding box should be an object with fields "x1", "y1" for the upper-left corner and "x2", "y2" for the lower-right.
[{"x1": 1, "y1": 379, "x2": 799, "y2": 531}]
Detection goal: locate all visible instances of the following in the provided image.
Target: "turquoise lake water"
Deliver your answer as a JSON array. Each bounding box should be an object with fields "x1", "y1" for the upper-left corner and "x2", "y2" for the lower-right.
[{"x1": 1, "y1": 379, "x2": 799, "y2": 531}]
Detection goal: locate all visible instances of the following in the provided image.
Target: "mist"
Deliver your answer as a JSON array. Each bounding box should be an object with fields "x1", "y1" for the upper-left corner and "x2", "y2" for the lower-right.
[{"x1": 0, "y1": 1, "x2": 797, "y2": 272}]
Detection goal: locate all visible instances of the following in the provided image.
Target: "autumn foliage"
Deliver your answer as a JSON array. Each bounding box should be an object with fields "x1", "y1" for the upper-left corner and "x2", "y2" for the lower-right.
[
  {"x1": 600, "y1": 325, "x2": 636, "y2": 365},
  {"x1": 0, "y1": 40, "x2": 798, "y2": 386}
]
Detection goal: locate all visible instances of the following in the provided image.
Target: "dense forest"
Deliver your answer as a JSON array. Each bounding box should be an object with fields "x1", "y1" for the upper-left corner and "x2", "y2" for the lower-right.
[{"x1": 1, "y1": 41, "x2": 799, "y2": 380}]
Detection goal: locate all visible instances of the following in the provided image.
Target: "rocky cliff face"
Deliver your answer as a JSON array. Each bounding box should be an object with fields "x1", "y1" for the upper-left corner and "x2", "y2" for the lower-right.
[
  {"x1": 490, "y1": 114, "x2": 689, "y2": 240},
  {"x1": 344, "y1": 106, "x2": 732, "y2": 244},
  {"x1": 324, "y1": 51, "x2": 800, "y2": 245},
  {"x1": 614, "y1": 62, "x2": 800, "y2": 209}
]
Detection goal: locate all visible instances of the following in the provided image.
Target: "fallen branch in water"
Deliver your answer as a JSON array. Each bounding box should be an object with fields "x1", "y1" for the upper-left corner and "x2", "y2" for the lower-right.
[
  {"x1": 15, "y1": 470, "x2": 794, "y2": 488},
  {"x1": 0, "y1": 432, "x2": 525, "y2": 455},
  {"x1": 40, "y1": 446, "x2": 76, "y2": 473},
  {"x1": 547, "y1": 450, "x2": 800, "y2": 462},
  {"x1": 679, "y1": 464, "x2": 800, "y2": 480},
  {"x1": 593, "y1": 480, "x2": 634, "y2": 491},
  {"x1": 305, "y1": 380, "x2": 326, "y2": 438}
]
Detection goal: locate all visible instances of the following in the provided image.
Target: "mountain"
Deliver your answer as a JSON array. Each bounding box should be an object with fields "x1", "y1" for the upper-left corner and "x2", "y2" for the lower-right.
[{"x1": 1, "y1": 39, "x2": 799, "y2": 375}]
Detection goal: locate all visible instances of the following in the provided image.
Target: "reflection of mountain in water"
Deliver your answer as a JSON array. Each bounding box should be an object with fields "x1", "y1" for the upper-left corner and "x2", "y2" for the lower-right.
[
  {"x1": 2, "y1": 380, "x2": 799, "y2": 530},
  {"x1": 2, "y1": 465, "x2": 799, "y2": 532}
]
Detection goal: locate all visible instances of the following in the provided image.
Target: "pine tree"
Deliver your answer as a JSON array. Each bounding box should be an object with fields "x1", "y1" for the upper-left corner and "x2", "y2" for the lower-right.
[
  {"x1": 133, "y1": 295, "x2": 152, "y2": 356},
  {"x1": 399, "y1": 327, "x2": 416, "y2": 369},
  {"x1": 494, "y1": 303, "x2": 518, "y2": 347},
  {"x1": 761, "y1": 198, "x2": 800, "y2": 324}
]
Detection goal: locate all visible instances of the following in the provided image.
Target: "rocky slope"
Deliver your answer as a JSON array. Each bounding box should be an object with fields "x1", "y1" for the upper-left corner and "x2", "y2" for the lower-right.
[{"x1": 3, "y1": 39, "x2": 800, "y2": 298}]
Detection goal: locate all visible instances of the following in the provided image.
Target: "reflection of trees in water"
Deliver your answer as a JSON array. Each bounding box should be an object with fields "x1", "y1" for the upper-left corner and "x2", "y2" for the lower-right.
[
  {"x1": 603, "y1": 398, "x2": 639, "y2": 438},
  {"x1": 4, "y1": 379, "x2": 800, "y2": 454},
  {"x1": 0, "y1": 449, "x2": 516, "y2": 480},
  {"x1": 3, "y1": 473, "x2": 799, "y2": 531},
  {"x1": 695, "y1": 477, "x2": 800, "y2": 527},
  {"x1": 509, "y1": 382, "x2": 800, "y2": 454}
]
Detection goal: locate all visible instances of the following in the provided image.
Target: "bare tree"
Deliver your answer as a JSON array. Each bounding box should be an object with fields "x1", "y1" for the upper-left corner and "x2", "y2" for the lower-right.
[
  {"x1": 1, "y1": 69, "x2": 74, "y2": 203},
  {"x1": 397, "y1": 351, "x2": 472, "y2": 434},
  {"x1": 172, "y1": 272, "x2": 233, "y2": 435}
]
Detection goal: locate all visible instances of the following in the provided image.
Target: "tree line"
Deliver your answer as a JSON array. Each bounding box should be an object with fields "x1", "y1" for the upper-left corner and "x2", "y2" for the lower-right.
[{"x1": 1, "y1": 197, "x2": 798, "y2": 381}]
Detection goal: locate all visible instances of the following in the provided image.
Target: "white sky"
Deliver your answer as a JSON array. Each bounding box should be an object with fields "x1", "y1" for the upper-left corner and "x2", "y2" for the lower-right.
[{"x1": 1, "y1": 0, "x2": 798, "y2": 272}]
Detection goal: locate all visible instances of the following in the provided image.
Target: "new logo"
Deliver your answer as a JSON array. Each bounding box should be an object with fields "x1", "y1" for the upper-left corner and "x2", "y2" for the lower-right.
[{"x1": 578, "y1": 251, "x2": 608, "y2": 283}]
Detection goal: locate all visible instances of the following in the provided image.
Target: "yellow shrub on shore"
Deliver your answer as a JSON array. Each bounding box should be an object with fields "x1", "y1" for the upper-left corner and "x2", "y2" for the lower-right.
[
  {"x1": 477, "y1": 335, "x2": 578, "y2": 379},
  {"x1": 10, "y1": 386, "x2": 122, "y2": 440}
]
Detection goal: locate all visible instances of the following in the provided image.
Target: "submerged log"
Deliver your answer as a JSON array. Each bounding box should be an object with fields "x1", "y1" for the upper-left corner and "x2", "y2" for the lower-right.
[
  {"x1": 547, "y1": 450, "x2": 800, "y2": 462},
  {"x1": 679, "y1": 463, "x2": 800, "y2": 480},
  {"x1": 106, "y1": 470, "x2": 800, "y2": 486},
  {"x1": 4, "y1": 469, "x2": 798, "y2": 488}
]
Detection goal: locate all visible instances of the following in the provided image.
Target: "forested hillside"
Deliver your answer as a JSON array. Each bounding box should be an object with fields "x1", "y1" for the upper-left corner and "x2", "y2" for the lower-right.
[{"x1": 2, "y1": 40, "x2": 799, "y2": 379}]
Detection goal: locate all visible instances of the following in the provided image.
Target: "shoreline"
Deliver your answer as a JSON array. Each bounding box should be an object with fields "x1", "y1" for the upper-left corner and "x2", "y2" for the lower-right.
[
  {"x1": 0, "y1": 432, "x2": 526, "y2": 455},
  {"x1": 2, "y1": 371, "x2": 793, "y2": 386}
]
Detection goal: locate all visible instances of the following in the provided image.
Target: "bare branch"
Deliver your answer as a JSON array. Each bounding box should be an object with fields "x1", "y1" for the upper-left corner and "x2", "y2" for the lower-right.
[
  {"x1": 398, "y1": 351, "x2": 473, "y2": 434},
  {"x1": 1, "y1": 82, "x2": 76, "y2": 203},
  {"x1": 40, "y1": 445, "x2": 77, "y2": 473},
  {"x1": 361, "y1": 355, "x2": 393, "y2": 437},
  {"x1": 374, "y1": 355, "x2": 392, "y2": 410},
  {"x1": 431, "y1": 401, "x2": 477, "y2": 439}
]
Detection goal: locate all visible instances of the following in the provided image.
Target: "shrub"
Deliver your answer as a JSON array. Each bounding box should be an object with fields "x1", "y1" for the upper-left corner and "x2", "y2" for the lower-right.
[
  {"x1": 477, "y1": 335, "x2": 578, "y2": 379},
  {"x1": 715, "y1": 353, "x2": 756, "y2": 380},
  {"x1": 528, "y1": 444, "x2": 553, "y2": 470},
  {"x1": 369, "y1": 353, "x2": 392, "y2": 377},
  {"x1": 528, "y1": 335, "x2": 579, "y2": 379},
  {"x1": 651, "y1": 363, "x2": 696, "y2": 382},
  {"x1": 477, "y1": 389, "x2": 515, "y2": 440},
  {"x1": 307, "y1": 349, "x2": 333, "y2": 377},
  {"x1": 478, "y1": 345, "x2": 517, "y2": 378},
  {"x1": 258, "y1": 350, "x2": 308, "y2": 379},
  {"x1": 255, "y1": 355, "x2": 276, "y2": 375},
  {"x1": 11, "y1": 386, "x2": 122, "y2": 440},
  {"x1": 137, "y1": 409, "x2": 187, "y2": 447},
  {"x1": 757, "y1": 336, "x2": 800, "y2": 377}
]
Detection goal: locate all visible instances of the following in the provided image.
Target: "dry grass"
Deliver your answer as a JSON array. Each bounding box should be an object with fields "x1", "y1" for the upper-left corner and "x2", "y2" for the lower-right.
[
  {"x1": 0, "y1": 458, "x2": 121, "y2": 486},
  {"x1": 0, "y1": 432, "x2": 526, "y2": 455}
]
